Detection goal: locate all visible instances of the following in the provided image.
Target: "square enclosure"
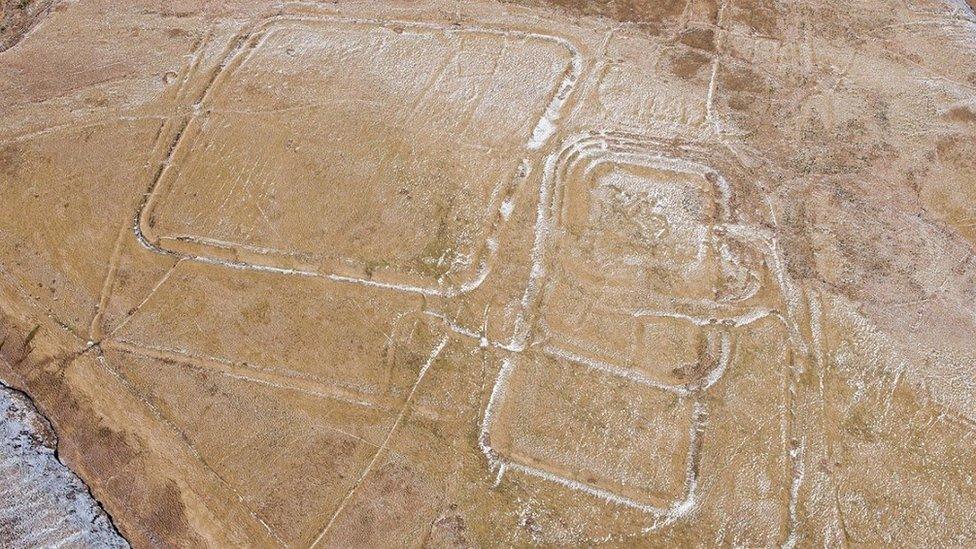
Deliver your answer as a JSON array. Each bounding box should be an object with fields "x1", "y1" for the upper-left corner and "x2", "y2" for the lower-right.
[
  {"x1": 534, "y1": 133, "x2": 769, "y2": 386},
  {"x1": 542, "y1": 295, "x2": 725, "y2": 388},
  {"x1": 484, "y1": 352, "x2": 696, "y2": 510},
  {"x1": 552, "y1": 139, "x2": 729, "y2": 301},
  {"x1": 142, "y1": 18, "x2": 578, "y2": 294}
]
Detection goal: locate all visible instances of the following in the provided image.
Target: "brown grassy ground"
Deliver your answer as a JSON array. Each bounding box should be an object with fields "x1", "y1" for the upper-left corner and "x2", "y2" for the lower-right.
[{"x1": 0, "y1": 0, "x2": 56, "y2": 51}]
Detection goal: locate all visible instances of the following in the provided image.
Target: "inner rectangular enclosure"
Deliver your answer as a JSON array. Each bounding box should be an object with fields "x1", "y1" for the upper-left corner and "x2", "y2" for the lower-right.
[
  {"x1": 486, "y1": 353, "x2": 694, "y2": 507},
  {"x1": 143, "y1": 18, "x2": 577, "y2": 293},
  {"x1": 556, "y1": 154, "x2": 723, "y2": 296}
]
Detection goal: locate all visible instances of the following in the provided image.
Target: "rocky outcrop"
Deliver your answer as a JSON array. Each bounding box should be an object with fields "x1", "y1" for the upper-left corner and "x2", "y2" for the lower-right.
[{"x1": 0, "y1": 379, "x2": 128, "y2": 549}]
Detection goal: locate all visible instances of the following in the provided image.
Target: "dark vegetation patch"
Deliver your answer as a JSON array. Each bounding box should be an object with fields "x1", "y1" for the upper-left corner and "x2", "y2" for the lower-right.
[
  {"x1": 503, "y1": 0, "x2": 690, "y2": 31},
  {"x1": 1, "y1": 0, "x2": 58, "y2": 52}
]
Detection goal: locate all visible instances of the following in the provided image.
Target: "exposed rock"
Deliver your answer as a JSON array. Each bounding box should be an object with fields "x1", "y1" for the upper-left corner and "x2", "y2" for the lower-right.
[{"x1": 0, "y1": 379, "x2": 128, "y2": 548}]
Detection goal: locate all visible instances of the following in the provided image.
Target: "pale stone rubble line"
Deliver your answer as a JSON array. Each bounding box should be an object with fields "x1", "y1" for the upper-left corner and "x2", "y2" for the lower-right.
[
  {"x1": 759, "y1": 197, "x2": 816, "y2": 549},
  {"x1": 104, "y1": 338, "x2": 382, "y2": 413},
  {"x1": 89, "y1": 222, "x2": 132, "y2": 342},
  {"x1": 542, "y1": 343, "x2": 723, "y2": 396},
  {"x1": 102, "y1": 259, "x2": 184, "y2": 341},
  {"x1": 307, "y1": 335, "x2": 450, "y2": 548},
  {"x1": 783, "y1": 437, "x2": 807, "y2": 549}
]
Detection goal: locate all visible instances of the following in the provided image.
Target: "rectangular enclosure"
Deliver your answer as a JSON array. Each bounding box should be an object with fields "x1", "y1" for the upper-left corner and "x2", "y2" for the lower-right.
[{"x1": 142, "y1": 18, "x2": 578, "y2": 294}]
